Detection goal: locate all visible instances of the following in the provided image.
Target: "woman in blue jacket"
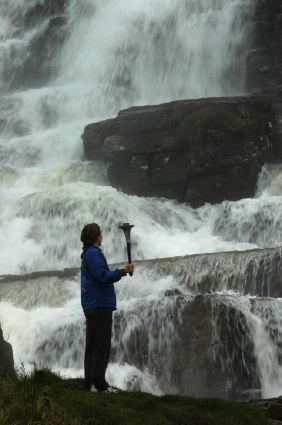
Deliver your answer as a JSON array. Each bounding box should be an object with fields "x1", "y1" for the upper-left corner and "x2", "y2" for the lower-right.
[{"x1": 80, "y1": 223, "x2": 134, "y2": 393}]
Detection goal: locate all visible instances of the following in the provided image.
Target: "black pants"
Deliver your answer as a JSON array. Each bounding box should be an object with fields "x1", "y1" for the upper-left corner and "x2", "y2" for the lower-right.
[{"x1": 84, "y1": 308, "x2": 113, "y2": 391}]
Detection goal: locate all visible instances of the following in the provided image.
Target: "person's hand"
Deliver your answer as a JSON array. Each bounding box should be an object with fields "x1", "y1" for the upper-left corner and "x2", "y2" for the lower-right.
[{"x1": 124, "y1": 263, "x2": 134, "y2": 274}]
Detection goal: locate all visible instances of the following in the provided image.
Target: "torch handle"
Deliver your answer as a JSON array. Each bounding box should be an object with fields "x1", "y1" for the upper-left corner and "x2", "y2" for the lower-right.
[{"x1": 126, "y1": 242, "x2": 133, "y2": 277}]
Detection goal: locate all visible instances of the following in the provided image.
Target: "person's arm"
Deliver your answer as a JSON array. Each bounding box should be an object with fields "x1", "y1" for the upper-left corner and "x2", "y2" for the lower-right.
[{"x1": 85, "y1": 249, "x2": 126, "y2": 284}]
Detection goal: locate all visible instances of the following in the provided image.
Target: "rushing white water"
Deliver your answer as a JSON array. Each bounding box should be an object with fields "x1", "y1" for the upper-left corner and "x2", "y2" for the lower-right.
[
  {"x1": 210, "y1": 294, "x2": 282, "y2": 399},
  {"x1": 0, "y1": 0, "x2": 259, "y2": 275},
  {"x1": 0, "y1": 270, "x2": 179, "y2": 394},
  {"x1": 60, "y1": 0, "x2": 254, "y2": 110},
  {"x1": 2, "y1": 268, "x2": 282, "y2": 398},
  {"x1": 2, "y1": 0, "x2": 282, "y2": 398}
]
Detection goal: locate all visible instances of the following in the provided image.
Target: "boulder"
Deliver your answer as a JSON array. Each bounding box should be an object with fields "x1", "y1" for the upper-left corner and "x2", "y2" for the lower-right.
[
  {"x1": 0, "y1": 326, "x2": 14, "y2": 373},
  {"x1": 83, "y1": 96, "x2": 274, "y2": 207}
]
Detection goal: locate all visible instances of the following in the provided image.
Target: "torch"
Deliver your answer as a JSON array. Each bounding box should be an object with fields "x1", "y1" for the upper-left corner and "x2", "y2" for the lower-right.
[{"x1": 119, "y1": 223, "x2": 134, "y2": 277}]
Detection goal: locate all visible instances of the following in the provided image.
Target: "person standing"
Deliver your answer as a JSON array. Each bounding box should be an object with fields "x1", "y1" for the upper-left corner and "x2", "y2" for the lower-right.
[{"x1": 80, "y1": 223, "x2": 134, "y2": 393}]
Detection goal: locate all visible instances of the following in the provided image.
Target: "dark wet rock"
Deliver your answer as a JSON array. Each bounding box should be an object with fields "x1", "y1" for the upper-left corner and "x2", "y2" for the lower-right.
[
  {"x1": 269, "y1": 403, "x2": 282, "y2": 421},
  {"x1": 83, "y1": 96, "x2": 274, "y2": 207},
  {"x1": 0, "y1": 268, "x2": 78, "y2": 284},
  {"x1": 248, "y1": 0, "x2": 282, "y2": 155},
  {"x1": 16, "y1": 17, "x2": 68, "y2": 88},
  {"x1": 111, "y1": 293, "x2": 261, "y2": 399},
  {"x1": 23, "y1": 0, "x2": 67, "y2": 29},
  {"x1": 248, "y1": 0, "x2": 282, "y2": 93},
  {"x1": 3, "y1": 1, "x2": 68, "y2": 89},
  {"x1": 0, "y1": 326, "x2": 14, "y2": 373},
  {"x1": 250, "y1": 396, "x2": 282, "y2": 423},
  {"x1": 164, "y1": 289, "x2": 183, "y2": 297}
]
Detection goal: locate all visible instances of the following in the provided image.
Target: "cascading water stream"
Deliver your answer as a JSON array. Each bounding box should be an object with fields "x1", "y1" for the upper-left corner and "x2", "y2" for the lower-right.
[
  {"x1": 0, "y1": 0, "x2": 261, "y2": 274},
  {"x1": 1, "y1": 0, "x2": 282, "y2": 398},
  {"x1": 2, "y1": 250, "x2": 282, "y2": 398}
]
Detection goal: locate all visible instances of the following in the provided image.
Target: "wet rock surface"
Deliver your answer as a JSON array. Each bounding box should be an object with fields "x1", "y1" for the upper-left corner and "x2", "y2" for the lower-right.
[
  {"x1": 2, "y1": 246, "x2": 282, "y2": 298},
  {"x1": 112, "y1": 293, "x2": 261, "y2": 399},
  {"x1": 248, "y1": 0, "x2": 282, "y2": 96},
  {"x1": 250, "y1": 396, "x2": 282, "y2": 423},
  {"x1": 23, "y1": 0, "x2": 67, "y2": 29},
  {"x1": 248, "y1": 0, "x2": 282, "y2": 156},
  {"x1": 2, "y1": 0, "x2": 68, "y2": 89},
  {"x1": 19, "y1": 15, "x2": 68, "y2": 88},
  {"x1": 0, "y1": 326, "x2": 14, "y2": 373},
  {"x1": 83, "y1": 96, "x2": 274, "y2": 207}
]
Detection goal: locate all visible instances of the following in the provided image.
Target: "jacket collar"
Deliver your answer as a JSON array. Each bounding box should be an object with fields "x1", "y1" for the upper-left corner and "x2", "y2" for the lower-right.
[{"x1": 92, "y1": 245, "x2": 102, "y2": 251}]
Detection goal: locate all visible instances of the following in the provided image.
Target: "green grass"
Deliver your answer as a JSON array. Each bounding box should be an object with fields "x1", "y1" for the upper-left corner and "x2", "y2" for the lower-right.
[{"x1": 0, "y1": 369, "x2": 269, "y2": 425}]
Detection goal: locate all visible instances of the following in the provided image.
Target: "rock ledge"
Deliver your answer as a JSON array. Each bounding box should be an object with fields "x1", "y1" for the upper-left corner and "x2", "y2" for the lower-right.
[{"x1": 83, "y1": 96, "x2": 274, "y2": 207}]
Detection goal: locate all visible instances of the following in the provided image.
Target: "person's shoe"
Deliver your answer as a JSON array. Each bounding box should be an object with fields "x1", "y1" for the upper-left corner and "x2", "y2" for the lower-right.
[
  {"x1": 101, "y1": 385, "x2": 121, "y2": 393},
  {"x1": 90, "y1": 384, "x2": 121, "y2": 393}
]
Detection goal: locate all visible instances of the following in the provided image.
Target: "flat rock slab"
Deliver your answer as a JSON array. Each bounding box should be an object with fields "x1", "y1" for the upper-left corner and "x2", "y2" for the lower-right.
[
  {"x1": 1, "y1": 246, "x2": 282, "y2": 297},
  {"x1": 83, "y1": 96, "x2": 275, "y2": 207}
]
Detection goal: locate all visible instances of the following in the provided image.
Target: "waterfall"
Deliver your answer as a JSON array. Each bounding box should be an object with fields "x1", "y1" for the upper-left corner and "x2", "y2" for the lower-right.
[
  {"x1": 2, "y1": 0, "x2": 282, "y2": 399},
  {"x1": 2, "y1": 248, "x2": 282, "y2": 398},
  {"x1": 59, "y1": 0, "x2": 254, "y2": 110}
]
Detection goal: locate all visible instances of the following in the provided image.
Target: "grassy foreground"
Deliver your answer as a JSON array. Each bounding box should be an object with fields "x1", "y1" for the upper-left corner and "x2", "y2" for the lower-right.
[{"x1": 0, "y1": 370, "x2": 269, "y2": 425}]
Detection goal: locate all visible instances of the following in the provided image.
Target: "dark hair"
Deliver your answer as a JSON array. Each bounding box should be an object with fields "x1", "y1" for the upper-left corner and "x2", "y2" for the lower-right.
[{"x1": 80, "y1": 223, "x2": 101, "y2": 257}]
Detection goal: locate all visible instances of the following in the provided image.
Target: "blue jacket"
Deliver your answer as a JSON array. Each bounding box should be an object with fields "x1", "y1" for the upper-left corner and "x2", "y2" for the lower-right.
[{"x1": 80, "y1": 246, "x2": 126, "y2": 312}]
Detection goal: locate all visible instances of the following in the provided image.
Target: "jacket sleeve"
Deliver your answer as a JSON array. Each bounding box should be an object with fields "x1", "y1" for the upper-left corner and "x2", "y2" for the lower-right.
[{"x1": 85, "y1": 249, "x2": 126, "y2": 284}]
